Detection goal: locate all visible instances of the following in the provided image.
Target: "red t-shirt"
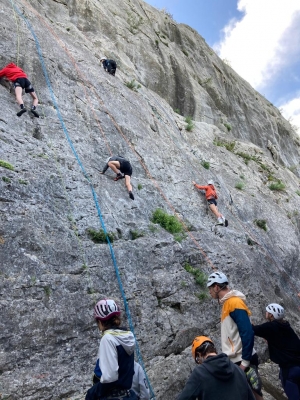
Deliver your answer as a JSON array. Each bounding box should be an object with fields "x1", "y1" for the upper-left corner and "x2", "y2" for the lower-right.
[{"x1": 0, "y1": 63, "x2": 27, "y2": 82}]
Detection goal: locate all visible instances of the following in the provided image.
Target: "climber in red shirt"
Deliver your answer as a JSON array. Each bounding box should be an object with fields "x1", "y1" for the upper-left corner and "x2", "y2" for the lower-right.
[
  {"x1": 0, "y1": 63, "x2": 39, "y2": 117},
  {"x1": 193, "y1": 179, "x2": 228, "y2": 226}
]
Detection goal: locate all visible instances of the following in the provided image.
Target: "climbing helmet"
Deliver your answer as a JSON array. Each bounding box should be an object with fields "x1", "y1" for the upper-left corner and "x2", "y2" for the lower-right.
[
  {"x1": 192, "y1": 336, "x2": 214, "y2": 360},
  {"x1": 94, "y1": 299, "x2": 121, "y2": 321},
  {"x1": 207, "y1": 180, "x2": 214, "y2": 185},
  {"x1": 207, "y1": 271, "x2": 228, "y2": 287},
  {"x1": 266, "y1": 303, "x2": 285, "y2": 320}
]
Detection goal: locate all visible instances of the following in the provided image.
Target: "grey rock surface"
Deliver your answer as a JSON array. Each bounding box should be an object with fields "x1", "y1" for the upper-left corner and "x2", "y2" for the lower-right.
[{"x1": 0, "y1": 0, "x2": 299, "y2": 399}]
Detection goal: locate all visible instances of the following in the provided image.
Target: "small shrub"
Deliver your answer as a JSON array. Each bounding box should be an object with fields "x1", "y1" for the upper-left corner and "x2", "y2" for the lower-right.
[
  {"x1": 196, "y1": 292, "x2": 208, "y2": 301},
  {"x1": 151, "y1": 209, "x2": 183, "y2": 234},
  {"x1": 173, "y1": 232, "x2": 187, "y2": 242},
  {"x1": 2, "y1": 176, "x2": 11, "y2": 183},
  {"x1": 198, "y1": 77, "x2": 212, "y2": 86},
  {"x1": 235, "y1": 181, "x2": 245, "y2": 190},
  {"x1": 224, "y1": 123, "x2": 231, "y2": 132},
  {"x1": 130, "y1": 230, "x2": 144, "y2": 240},
  {"x1": 181, "y1": 281, "x2": 187, "y2": 287},
  {"x1": 174, "y1": 108, "x2": 180, "y2": 114},
  {"x1": 137, "y1": 183, "x2": 142, "y2": 190},
  {"x1": 87, "y1": 228, "x2": 114, "y2": 243},
  {"x1": 149, "y1": 224, "x2": 159, "y2": 233},
  {"x1": 201, "y1": 160, "x2": 210, "y2": 170},
  {"x1": 296, "y1": 190, "x2": 300, "y2": 196},
  {"x1": 182, "y1": 48, "x2": 188, "y2": 57},
  {"x1": 269, "y1": 181, "x2": 286, "y2": 191},
  {"x1": 185, "y1": 116, "x2": 193, "y2": 124},
  {"x1": 213, "y1": 139, "x2": 235, "y2": 152},
  {"x1": 239, "y1": 174, "x2": 245, "y2": 180},
  {"x1": 255, "y1": 219, "x2": 267, "y2": 231},
  {"x1": 184, "y1": 263, "x2": 207, "y2": 288},
  {"x1": 18, "y1": 179, "x2": 28, "y2": 185},
  {"x1": 125, "y1": 79, "x2": 140, "y2": 91},
  {"x1": 0, "y1": 160, "x2": 14, "y2": 170},
  {"x1": 44, "y1": 286, "x2": 51, "y2": 297},
  {"x1": 155, "y1": 39, "x2": 159, "y2": 47},
  {"x1": 186, "y1": 122, "x2": 194, "y2": 132},
  {"x1": 66, "y1": 27, "x2": 70, "y2": 32}
]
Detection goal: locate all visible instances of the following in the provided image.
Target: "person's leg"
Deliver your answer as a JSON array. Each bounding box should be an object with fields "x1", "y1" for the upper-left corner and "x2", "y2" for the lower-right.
[
  {"x1": 108, "y1": 161, "x2": 121, "y2": 174},
  {"x1": 29, "y1": 91, "x2": 38, "y2": 107},
  {"x1": 280, "y1": 367, "x2": 300, "y2": 400},
  {"x1": 124, "y1": 175, "x2": 132, "y2": 192},
  {"x1": 15, "y1": 86, "x2": 24, "y2": 106},
  {"x1": 209, "y1": 203, "x2": 222, "y2": 219}
]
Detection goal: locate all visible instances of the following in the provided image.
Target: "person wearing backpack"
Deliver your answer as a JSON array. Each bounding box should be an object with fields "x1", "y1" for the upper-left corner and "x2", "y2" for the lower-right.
[
  {"x1": 192, "y1": 179, "x2": 227, "y2": 226},
  {"x1": 253, "y1": 303, "x2": 300, "y2": 400},
  {"x1": 100, "y1": 57, "x2": 117, "y2": 76},
  {"x1": 85, "y1": 298, "x2": 137, "y2": 400}
]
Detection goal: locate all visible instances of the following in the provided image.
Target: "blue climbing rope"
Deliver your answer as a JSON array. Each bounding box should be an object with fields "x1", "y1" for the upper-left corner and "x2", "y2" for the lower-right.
[{"x1": 10, "y1": 1, "x2": 155, "y2": 397}]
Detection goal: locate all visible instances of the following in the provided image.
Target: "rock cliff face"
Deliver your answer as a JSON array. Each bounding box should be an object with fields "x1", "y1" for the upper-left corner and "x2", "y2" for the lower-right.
[{"x1": 0, "y1": 0, "x2": 300, "y2": 399}]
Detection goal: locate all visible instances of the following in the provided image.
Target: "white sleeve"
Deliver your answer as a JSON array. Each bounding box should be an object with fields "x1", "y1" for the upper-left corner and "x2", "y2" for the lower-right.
[
  {"x1": 99, "y1": 334, "x2": 119, "y2": 383},
  {"x1": 136, "y1": 364, "x2": 150, "y2": 400}
]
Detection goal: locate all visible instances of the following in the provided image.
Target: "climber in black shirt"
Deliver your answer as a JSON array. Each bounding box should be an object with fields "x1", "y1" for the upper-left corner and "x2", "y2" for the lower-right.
[{"x1": 101, "y1": 155, "x2": 134, "y2": 200}]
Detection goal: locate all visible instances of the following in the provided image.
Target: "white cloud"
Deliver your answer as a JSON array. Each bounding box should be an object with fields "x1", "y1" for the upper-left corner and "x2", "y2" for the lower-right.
[
  {"x1": 279, "y1": 96, "x2": 300, "y2": 134},
  {"x1": 214, "y1": 0, "x2": 300, "y2": 90}
]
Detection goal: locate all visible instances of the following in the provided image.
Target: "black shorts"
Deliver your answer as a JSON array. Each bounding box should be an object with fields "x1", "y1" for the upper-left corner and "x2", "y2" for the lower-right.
[
  {"x1": 207, "y1": 198, "x2": 217, "y2": 206},
  {"x1": 119, "y1": 160, "x2": 132, "y2": 176},
  {"x1": 13, "y1": 77, "x2": 34, "y2": 93}
]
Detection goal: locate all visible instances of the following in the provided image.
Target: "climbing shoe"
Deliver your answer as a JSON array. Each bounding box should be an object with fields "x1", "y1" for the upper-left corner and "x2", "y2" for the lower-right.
[
  {"x1": 224, "y1": 219, "x2": 228, "y2": 227},
  {"x1": 17, "y1": 108, "x2": 27, "y2": 117},
  {"x1": 31, "y1": 108, "x2": 40, "y2": 118},
  {"x1": 114, "y1": 173, "x2": 124, "y2": 181},
  {"x1": 129, "y1": 191, "x2": 134, "y2": 200}
]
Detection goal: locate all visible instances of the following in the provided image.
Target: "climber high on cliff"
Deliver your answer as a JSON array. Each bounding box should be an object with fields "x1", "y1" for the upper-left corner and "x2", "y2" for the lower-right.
[
  {"x1": 0, "y1": 63, "x2": 39, "y2": 117},
  {"x1": 192, "y1": 180, "x2": 228, "y2": 226},
  {"x1": 100, "y1": 57, "x2": 117, "y2": 76},
  {"x1": 100, "y1": 155, "x2": 134, "y2": 200}
]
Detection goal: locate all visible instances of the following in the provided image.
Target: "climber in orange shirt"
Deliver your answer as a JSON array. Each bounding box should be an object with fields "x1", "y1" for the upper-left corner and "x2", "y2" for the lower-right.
[{"x1": 192, "y1": 180, "x2": 228, "y2": 226}]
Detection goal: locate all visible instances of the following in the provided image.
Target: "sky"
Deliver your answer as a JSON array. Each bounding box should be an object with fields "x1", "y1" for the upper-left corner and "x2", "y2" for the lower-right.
[{"x1": 145, "y1": 0, "x2": 300, "y2": 133}]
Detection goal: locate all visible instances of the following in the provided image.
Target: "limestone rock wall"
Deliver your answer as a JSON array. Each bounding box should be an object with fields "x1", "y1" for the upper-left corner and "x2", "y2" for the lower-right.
[{"x1": 0, "y1": 0, "x2": 300, "y2": 399}]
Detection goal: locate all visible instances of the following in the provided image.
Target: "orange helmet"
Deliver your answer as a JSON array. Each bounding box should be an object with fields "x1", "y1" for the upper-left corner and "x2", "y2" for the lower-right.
[{"x1": 191, "y1": 336, "x2": 213, "y2": 359}]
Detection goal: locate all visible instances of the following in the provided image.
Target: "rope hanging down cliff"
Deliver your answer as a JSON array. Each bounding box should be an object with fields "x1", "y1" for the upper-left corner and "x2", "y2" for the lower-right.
[{"x1": 9, "y1": 1, "x2": 155, "y2": 398}]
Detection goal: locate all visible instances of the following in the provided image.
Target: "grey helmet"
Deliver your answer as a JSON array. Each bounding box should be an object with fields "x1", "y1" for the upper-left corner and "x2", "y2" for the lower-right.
[
  {"x1": 207, "y1": 271, "x2": 228, "y2": 287},
  {"x1": 100, "y1": 56, "x2": 107, "y2": 62},
  {"x1": 207, "y1": 180, "x2": 214, "y2": 185},
  {"x1": 266, "y1": 303, "x2": 285, "y2": 320}
]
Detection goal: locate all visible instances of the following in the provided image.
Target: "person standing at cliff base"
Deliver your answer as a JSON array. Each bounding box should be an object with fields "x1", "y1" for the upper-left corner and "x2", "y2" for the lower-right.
[
  {"x1": 100, "y1": 57, "x2": 117, "y2": 76},
  {"x1": 0, "y1": 63, "x2": 39, "y2": 117},
  {"x1": 207, "y1": 271, "x2": 263, "y2": 400},
  {"x1": 85, "y1": 298, "x2": 137, "y2": 400},
  {"x1": 176, "y1": 335, "x2": 255, "y2": 400},
  {"x1": 101, "y1": 155, "x2": 134, "y2": 200},
  {"x1": 253, "y1": 303, "x2": 300, "y2": 400},
  {"x1": 192, "y1": 180, "x2": 227, "y2": 226}
]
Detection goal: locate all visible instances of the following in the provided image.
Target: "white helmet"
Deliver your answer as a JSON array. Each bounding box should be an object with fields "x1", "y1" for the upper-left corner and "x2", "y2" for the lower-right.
[
  {"x1": 266, "y1": 303, "x2": 285, "y2": 320},
  {"x1": 100, "y1": 56, "x2": 107, "y2": 62},
  {"x1": 207, "y1": 180, "x2": 214, "y2": 185},
  {"x1": 207, "y1": 271, "x2": 228, "y2": 287},
  {"x1": 94, "y1": 299, "x2": 120, "y2": 321}
]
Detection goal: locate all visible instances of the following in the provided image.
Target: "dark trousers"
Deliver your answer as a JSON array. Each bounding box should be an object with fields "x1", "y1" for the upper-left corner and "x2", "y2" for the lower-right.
[{"x1": 280, "y1": 366, "x2": 300, "y2": 400}]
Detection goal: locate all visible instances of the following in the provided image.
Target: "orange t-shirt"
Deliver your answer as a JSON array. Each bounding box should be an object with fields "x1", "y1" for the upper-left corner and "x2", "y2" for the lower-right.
[{"x1": 194, "y1": 184, "x2": 218, "y2": 200}]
